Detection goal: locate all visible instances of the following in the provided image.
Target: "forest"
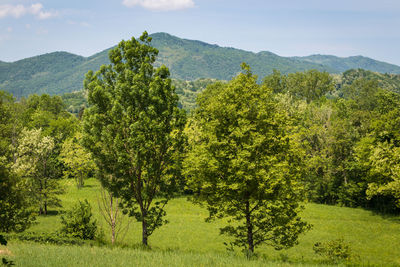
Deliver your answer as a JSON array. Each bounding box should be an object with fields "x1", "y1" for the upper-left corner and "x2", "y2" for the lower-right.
[{"x1": 1, "y1": 32, "x2": 400, "y2": 266}]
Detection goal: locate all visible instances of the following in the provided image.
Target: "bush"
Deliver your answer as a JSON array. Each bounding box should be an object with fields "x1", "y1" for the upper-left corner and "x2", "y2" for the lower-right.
[
  {"x1": 313, "y1": 238, "x2": 355, "y2": 263},
  {"x1": 60, "y1": 199, "x2": 98, "y2": 240}
]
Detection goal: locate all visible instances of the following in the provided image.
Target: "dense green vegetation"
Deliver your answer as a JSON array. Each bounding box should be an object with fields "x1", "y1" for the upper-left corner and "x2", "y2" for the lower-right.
[
  {"x1": 61, "y1": 91, "x2": 87, "y2": 115},
  {"x1": 2, "y1": 32, "x2": 400, "y2": 98},
  {"x1": 340, "y1": 68, "x2": 400, "y2": 94},
  {"x1": 1, "y1": 33, "x2": 400, "y2": 266},
  {"x1": 60, "y1": 78, "x2": 219, "y2": 114}
]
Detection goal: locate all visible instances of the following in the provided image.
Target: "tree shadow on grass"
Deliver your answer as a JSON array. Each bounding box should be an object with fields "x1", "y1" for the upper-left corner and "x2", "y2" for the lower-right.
[
  {"x1": 367, "y1": 207, "x2": 400, "y2": 224},
  {"x1": 40, "y1": 210, "x2": 65, "y2": 216}
]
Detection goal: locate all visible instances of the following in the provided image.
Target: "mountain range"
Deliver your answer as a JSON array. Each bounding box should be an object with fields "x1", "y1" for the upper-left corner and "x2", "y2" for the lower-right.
[{"x1": 1, "y1": 32, "x2": 400, "y2": 98}]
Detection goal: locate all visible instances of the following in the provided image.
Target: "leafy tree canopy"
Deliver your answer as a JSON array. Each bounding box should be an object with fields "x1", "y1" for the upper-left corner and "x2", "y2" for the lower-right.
[
  {"x1": 83, "y1": 32, "x2": 186, "y2": 246},
  {"x1": 185, "y1": 64, "x2": 310, "y2": 253}
]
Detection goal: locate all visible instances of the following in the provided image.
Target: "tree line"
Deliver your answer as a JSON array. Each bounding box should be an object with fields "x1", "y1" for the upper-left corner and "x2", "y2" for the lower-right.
[{"x1": 1, "y1": 32, "x2": 399, "y2": 255}]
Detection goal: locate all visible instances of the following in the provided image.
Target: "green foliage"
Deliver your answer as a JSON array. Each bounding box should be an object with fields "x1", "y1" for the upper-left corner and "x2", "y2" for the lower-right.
[
  {"x1": 313, "y1": 238, "x2": 354, "y2": 263},
  {"x1": 58, "y1": 78, "x2": 222, "y2": 112},
  {"x1": 12, "y1": 128, "x2": 64, "y2": 215},
  {"x1": 82, "y1": 32, "x2": 186, "y2": 246},
  {"x1": 61, "y1": 91, "x2": 87, "y2": 115},
  {"x1": 357, "y1": 141, "x2": 400, "y2": 211},
  {"x1": 0, "y1": 161, "x2": 35, "y2": 233},
  {"x1": 185, "y1": 64, "x2": 310, "y2": 253},
  {"x1": 0, "y1": 91, "x2": 19, "y2": 161},
  {"x1": 0, "y1": 92, "x2": 35, "y2": 233},
  {"x1": 263, "y1": 69, "x2": 335, "y2": 102},
  {"x1": 60, "y1": 132, "x2": 95, "y2": 189},
  {"x1": 261, "y1": 67, "x2": 400, "y2": 211},
  {"x1": 341, "y1": 69, "x2": 400, "y2": 94},
  {"x1": 22, "y1": 94, "x2": 78, "y2": 143},
  {"x1": 172, "y1": 78, "x2": 223, "y2": 110},
  {"x1": 60, "y1": 199, "x2": 98, "y2": 240}
]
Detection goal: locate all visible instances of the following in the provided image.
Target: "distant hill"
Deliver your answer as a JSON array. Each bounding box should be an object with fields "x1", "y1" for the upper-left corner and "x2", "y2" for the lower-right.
[
  {"x1": 148, "y1": 33, "x2": 334, "y2": 80},
  {"x1": 294, "y1": 54, "x2": 400, "y2": 74},
  {"x1": 340, "y1": 69, "x2": 400, "y2": 94},
  {"x1": 1, "y1": 32, "x2": 400, "y2": 98}
]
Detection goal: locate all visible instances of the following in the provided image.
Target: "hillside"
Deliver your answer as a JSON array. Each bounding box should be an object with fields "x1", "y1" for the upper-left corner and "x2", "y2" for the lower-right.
[
  {"x1": 1, "y1": 32, "x2": 400, "y2": 98},
  {"x1": 340, "y1": 68, "x2": 400, "y2": 94},
  {"x1": 149, "y1": 32, "x2": 333, "y2": 80},
  {"x1": 295, "y1": 54, "x2": 400, "y2": 74}
]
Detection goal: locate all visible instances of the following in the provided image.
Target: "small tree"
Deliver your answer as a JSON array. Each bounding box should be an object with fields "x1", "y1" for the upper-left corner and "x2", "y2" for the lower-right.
[
  {"x1": 98, "y1": 186, "x2": 131, "y2": 245},
  {"x1": 0, "y1": 158, "x2": 35, "y2": 233},
  {"x1": 60, "y1": 132, "x2": 95, "y2": 189},
  {"x1": 83, "y1": 32, "x2": 186, "y2": 246},
  {"x1": 185, "y1": 64, "x2": 310, "y2": 254},
  {"x1": 12, "y1": 128, "x2": 64, "y2": 215},
  {"x1": 60, "y1": 199, "x2": 98, "y2": 240}
]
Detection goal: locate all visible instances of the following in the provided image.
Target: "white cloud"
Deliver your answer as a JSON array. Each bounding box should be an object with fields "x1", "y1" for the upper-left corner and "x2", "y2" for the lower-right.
[
  {"x1": 67, "y1": 20, "x2": 91, "y2": 27},
  {"x1": 0, "y1": 3, "x2": 58, "y2": 19},
  {"x1": 6, "y1": 27, "x2": 12, "y2": 32},
  {"x1": 122, "y1": 0, "x2": 194, "y2": 11},
  {"x1": 0, "y1": 4, "x2": 26, "y2": 18}
]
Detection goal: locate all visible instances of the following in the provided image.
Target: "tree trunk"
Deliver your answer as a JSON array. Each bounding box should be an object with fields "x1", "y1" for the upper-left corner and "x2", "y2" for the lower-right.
[
  {"x1": 44, "y1": 201, "x2": 47, "y2": 215},
  {"x1": 245, "y1": 200, "x2": 254, "y2": 253},
  {"x1": 110, "y1": 195, "x2": 115, "y2": 245},
  {"x1": 111, "y1": 222, "x2": 115, "y2": 245},
  {"x1": 142, "y1": 217, "x2": 148, "y2": 246}
]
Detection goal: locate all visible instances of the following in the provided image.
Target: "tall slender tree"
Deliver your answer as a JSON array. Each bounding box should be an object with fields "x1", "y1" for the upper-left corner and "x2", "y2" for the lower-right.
[{"x1": 82, "y1": 32, "x2": 186, "y2": 246}]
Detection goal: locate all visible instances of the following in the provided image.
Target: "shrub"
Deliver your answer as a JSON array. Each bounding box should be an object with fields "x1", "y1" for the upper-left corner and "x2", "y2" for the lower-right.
[
  {"x1": 60, "y1": 199, "x2": 98, "y2": 240},
  {"x1": 313, "y1": 238, "x2": 354, "y2": 263}
]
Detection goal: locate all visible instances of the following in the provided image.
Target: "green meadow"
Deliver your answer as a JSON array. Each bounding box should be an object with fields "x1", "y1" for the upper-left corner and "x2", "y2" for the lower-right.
[{"x1": 3, "y1": 178, "x2": 400, "y2": 266}]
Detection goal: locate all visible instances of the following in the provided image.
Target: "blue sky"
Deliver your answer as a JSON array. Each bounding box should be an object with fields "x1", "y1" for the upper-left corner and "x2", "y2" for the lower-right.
[{"x1": 1, "y1": 0, "x2": 400, "y2": 65}]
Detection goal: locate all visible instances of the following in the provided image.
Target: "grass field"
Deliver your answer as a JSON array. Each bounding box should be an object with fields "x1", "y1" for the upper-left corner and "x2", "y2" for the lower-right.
[{"x1": 3, "y1": 178, "x2": 400, "y2": 266}]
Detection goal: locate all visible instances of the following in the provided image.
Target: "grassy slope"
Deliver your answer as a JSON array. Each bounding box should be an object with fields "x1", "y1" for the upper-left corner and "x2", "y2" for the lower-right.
[{"x1": 6, "y1": 178, "x2": 398, "y2": 266}]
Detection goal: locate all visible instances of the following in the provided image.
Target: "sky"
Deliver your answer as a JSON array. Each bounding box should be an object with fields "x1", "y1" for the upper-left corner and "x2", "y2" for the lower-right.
[{"x1": 1, "y1": 0, "x2": 400, "y2": 65}]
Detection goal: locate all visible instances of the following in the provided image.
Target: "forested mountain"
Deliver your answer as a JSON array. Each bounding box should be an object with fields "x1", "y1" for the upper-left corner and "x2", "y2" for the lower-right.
[
  {"x1": 1, "y1": 32, "x2": 400, "y2": 98},
  {"x1": 340, "y1": 69, "x2": 400, "y2": 94},
  {"x1": 0, "y1": 52, "x2": 86, "y2": 97},
  {"x1": 294, "y1": 54, "x2": 400, "y2": 74}
]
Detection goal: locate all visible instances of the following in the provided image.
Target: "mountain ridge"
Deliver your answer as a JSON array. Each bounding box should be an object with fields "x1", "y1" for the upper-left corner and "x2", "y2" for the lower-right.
[{"x1": 1, "y1": 32, "x2": 400, "y2": 98}]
